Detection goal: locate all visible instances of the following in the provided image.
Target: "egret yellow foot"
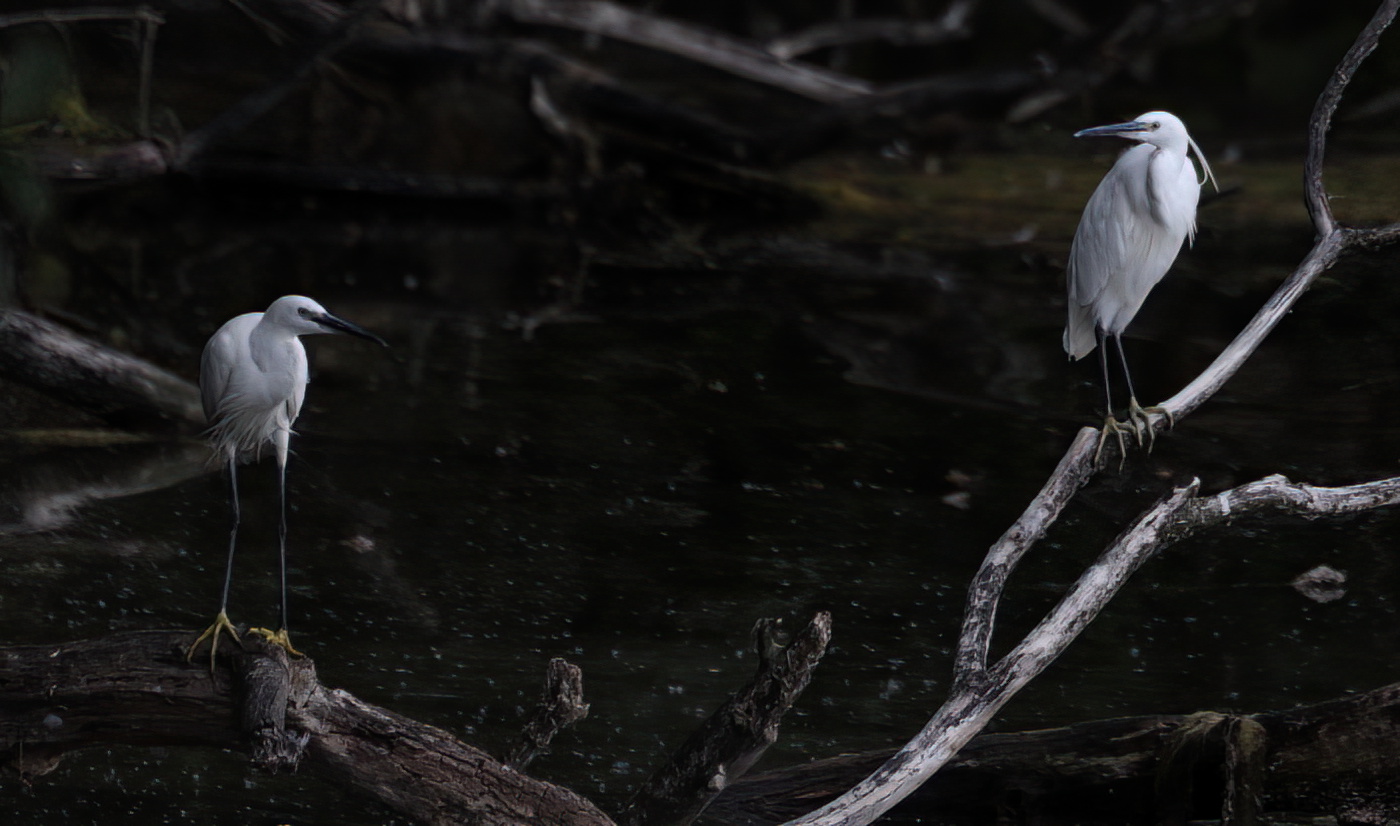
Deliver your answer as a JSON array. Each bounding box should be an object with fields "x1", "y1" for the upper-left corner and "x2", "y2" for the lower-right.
[
  {"x1": 249, "y1": 626, "x2": 304, "y2": 657},
  {"x1": 186, "y1": 610, "x2": 244, "y2": 672},
  {"x1": 1126, "y1": 397, "x2": 1174, "y2": 451},
  {"x1": 1094, "y1": 414, "x2": 1137, "y2": 470}
]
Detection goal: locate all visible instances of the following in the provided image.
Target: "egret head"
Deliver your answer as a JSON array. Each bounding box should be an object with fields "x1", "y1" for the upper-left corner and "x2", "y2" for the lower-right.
[
  {"x1": 1074, "y1": 110, "x2": 1217, "y2": 191},
  {"x1": 264, "y1": 295, "x2": 388, "y2": 346}
]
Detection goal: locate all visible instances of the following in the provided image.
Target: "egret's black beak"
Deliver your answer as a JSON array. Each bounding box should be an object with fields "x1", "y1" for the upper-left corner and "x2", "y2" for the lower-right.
[
  {"x1": 317, "y1": 312, "x2": 389, "y2": 347},
  {"x1": 1074, "y1": 120, "x2": 1150, "y2": 139}
]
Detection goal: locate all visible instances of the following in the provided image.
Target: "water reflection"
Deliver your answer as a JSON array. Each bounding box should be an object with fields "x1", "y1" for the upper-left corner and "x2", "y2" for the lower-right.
[{"x1": 0, "y1": 438, "x2": 209, "y2": 533}]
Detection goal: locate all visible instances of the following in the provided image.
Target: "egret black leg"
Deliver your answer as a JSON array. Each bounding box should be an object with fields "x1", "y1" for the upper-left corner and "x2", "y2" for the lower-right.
[
  {"x1": 220, "y1": 455, "x2": 240, "y2": 612},
  {"x1": 1114, "y1": 333, "x2": 1170, "y2": 449},
  {"x1": 187, "y1": 454, "x2": 246, "y2": 671},
  {"x1": 1097, "y1": 327, "x2": 1113, "y2": 417},
  {"x1": 278, "y1": 455, "x2": 288, "y2": 634},
  {"x1": 250, "y1": 455, "x2": 302, "y2": 656},
  {"x1": 1092, "y1": 328, "x2": 1131, "y2": 467}
]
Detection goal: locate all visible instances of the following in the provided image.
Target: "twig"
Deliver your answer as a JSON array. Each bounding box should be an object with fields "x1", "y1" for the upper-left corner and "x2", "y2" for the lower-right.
[
  {"x1": 135, "y1": 9, "x2": 159, "y2": 137},
  {"x1": 1157, "y1": 0, "x2": 1400, "y2": 425},
  {"x1": 1157, "y1": 230, "x2": 1345, "y2": 422}
]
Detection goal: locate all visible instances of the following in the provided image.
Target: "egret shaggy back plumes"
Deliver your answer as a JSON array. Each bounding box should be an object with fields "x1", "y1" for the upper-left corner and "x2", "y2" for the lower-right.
[
  {"x1": 1063, "y1": 111, "x2": 1217, "y2": 460},
  {"x1": 187, "y1": 295, "x2": 387, "y2": 668}
]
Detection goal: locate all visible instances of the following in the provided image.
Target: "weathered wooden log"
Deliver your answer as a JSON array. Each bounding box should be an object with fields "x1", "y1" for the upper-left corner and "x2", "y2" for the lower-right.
[
  {"x1": 508, "y1": 657, "x2": 591, "y2": 771},
  {"x1": 620, "y1": 612, "x2": 833, "y2": 826},
  {"x1": 0, "y1": 309, "x2": 202, "y2": 431},
  {"x1": 0, "y1": 630, "x2": 614, "y2": 826},
  {"x1": 707, "y1": 682, "x2": 1400, "y2": 824}
]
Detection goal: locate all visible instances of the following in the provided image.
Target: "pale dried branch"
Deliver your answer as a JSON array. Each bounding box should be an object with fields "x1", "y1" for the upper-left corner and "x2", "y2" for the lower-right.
[
  {"x1": 1178, "y1": 473, "x2": 1400, "y2": 530},
  {"x1": 951, "y1": 427, "x2": 1097, "y2": 685},
  {"x1": 784, "y1": 482, "x2": 1200, "y2": 826},
  {"x1": 793, "y1": 465, "x2": 1400, "y2": 826}
]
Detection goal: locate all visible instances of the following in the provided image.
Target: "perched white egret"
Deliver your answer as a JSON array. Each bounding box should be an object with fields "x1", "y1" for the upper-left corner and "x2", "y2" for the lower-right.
[
  {"x1": 1064, "y1": 110, "x2": 1217, "y2": 462},
  {"x1": 187, "y1": 295, "x2": 387, "y2": 668}
]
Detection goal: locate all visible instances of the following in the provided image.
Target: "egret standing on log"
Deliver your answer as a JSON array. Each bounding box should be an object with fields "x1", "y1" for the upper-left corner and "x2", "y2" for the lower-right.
[
  {"x1": 1064, "y1": 110, "x2": 1217, "y2": 462},
  {"x1": 187, "y1": 295, "x2": 387, "y2": 667}
]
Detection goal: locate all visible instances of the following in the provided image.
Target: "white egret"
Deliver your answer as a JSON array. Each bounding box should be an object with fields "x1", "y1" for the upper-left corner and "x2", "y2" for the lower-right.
[
  {"x1": 187, "y1": 295, "x2": 387, "y2": 667},
  {"x1": 1064, "y1": 110, "x2": 1217, "y2": 462}
]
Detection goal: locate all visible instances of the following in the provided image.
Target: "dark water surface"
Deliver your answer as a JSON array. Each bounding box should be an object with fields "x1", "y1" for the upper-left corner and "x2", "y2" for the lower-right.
[{"x1": 4, "y1": 132, "x2": 1400, "y2": 824}]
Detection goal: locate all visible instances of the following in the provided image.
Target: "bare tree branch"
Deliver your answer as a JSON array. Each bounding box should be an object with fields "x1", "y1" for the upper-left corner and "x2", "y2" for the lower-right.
[
  {"x1": 1158, "y1": 229, "x2": 1346, "y2": 422},
  {"x1": 1305, "y1": 0, "x2": 1400, "y2": 237},
  {"x1": 952, "y1": 427, "x2": 1097, "y2": 685}
]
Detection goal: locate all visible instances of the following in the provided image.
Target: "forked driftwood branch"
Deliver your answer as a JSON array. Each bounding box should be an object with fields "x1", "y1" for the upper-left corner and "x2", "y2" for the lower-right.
[{"x1": 781, "y1": 2, "x2": 1400, "y2": 824}]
